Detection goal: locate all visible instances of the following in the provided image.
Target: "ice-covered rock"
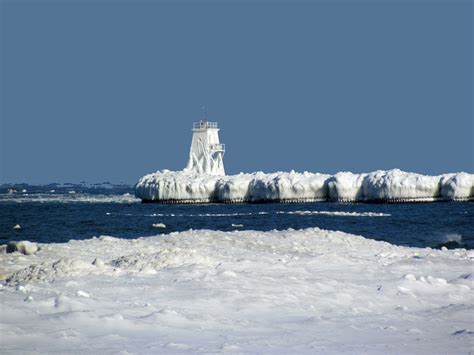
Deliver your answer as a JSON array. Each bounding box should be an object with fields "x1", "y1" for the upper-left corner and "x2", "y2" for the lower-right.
[
  {"x1": 440, "y1": 172, "x2": 474, "y2": 200},
  {"x1": 6, "y1": 241, "x2": 38, "y2": 255},
  {"x1": 76, "y1": 290, "x2": 90, "y2": 298},
  {"x1": 135, "y1": 169, "x2": 473, "y2": 203},
  {"x1": 135, "y1": 170, "x2": 220, "y2": 203},
  {"x1": 248, "y1": 171, "x2": 329, "y2": 202},
  {"x1": 327, "y1": 171, "x2": 366, "y2": 201},
  {"x1": 215, "y1": 173, "x2": 253, "y2": 202},
  {"x1": 361, "y1": 169, "x2": 441, "y2": 202},
  {"x1": 92, "y1": 258, "x2": 105, "y2": 267}
]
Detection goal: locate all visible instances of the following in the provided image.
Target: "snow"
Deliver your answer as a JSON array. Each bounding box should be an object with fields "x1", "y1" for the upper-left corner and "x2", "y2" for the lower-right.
[
  {"x1": 135, "y1": 169, "x2": 474, "y2": 203},
  {"x1": 0, "y1": 228, "x2": 472, "y2": 353}
]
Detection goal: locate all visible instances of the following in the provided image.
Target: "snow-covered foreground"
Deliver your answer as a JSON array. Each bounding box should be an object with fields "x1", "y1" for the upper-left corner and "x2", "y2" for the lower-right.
[
  {"x1": 1, "y1": 228, "x2": 473, "y2": 354},
  {"x1": 135, "y1": 169, "x2": 474, "y2": 203}
]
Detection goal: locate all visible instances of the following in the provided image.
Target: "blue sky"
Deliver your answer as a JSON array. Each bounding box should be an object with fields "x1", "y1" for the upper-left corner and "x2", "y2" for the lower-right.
[{"x1": 1, "y1": 0, "x2": 472, "y2": 184}]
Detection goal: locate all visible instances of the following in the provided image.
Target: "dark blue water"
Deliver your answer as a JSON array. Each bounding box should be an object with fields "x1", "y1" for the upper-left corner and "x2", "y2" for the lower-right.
[{"x1": 1, "y1": 185, "x2": 473, "y2": 249}]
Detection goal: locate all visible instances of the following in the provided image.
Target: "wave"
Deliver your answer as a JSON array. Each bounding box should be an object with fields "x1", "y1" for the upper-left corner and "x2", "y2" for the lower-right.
[
  {"x1": 442, "y1": 233, "x2": 463, "y2": 244},
  {"x1": 434, "y1": 233, "x2": 467, "y2": 250}
]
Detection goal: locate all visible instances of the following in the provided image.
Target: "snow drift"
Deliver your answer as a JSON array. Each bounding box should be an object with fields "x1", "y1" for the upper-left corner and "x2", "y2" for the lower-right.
[
  {"x1": 135, "y1": 169, "x2": 474, "y2": 203},
  {"x1": 1, "y1": 228, "x2": 472, "y2": 353}
]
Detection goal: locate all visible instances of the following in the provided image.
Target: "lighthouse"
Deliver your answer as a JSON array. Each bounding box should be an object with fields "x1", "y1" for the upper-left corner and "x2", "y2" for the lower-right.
[{"x1": 184, "y1": 120, "x2": 226, "y2": 175}]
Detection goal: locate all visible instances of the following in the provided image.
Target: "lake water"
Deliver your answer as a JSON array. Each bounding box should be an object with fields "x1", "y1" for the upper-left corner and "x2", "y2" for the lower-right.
[{"x1": 1, "y1": 185, "x2": 472, "y2": 249}]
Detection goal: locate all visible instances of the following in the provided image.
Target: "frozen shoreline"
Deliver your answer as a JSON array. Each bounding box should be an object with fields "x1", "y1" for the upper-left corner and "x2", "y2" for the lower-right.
[
  {"x1": 135, "y1": 169, "x2": 474, "y2": 204},
  {"x1": 1, "y1": 228, "x2": 473, "y2": 353}
]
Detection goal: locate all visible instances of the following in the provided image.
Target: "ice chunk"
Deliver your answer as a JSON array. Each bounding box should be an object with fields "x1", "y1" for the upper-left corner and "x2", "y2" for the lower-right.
[
  {"x1": 92, "y1": 258, "x2": 105, "y2": 267},
  {"x1": 440, "y1": 173, "x2": 474, "y2": 200},
  {"x1": 328, "y1": 171, "x2": 366, "y2": 201},
  {"x1": 76, "y1": 290, "x2": 90, "y2": 298},
  {"x1": 361, "y1": 169, "x2": 441, "y2": 201},
  {"x1": 6, "y1": 241, "x2": 38, "y2": 255}
]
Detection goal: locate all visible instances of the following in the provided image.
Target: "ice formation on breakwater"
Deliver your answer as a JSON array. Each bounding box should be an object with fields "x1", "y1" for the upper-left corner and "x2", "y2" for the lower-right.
[
  {"x1": 135, "y1": 120, "x2": 473, "y2": 203},
  {"x1": 135, "y1": 169, "x2": 474, "y2": 203}
]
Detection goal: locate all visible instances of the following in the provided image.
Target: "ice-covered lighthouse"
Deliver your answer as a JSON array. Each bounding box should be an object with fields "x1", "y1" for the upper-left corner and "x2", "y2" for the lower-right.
[{"x1": 184, "y1": 120, "x2": 226, "y2": 175}]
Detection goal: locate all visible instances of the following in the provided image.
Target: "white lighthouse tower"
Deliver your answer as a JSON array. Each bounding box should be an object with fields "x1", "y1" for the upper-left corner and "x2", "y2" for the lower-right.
[{"x1": 184, "y1": 120, "x2": 226, "y2": 175}]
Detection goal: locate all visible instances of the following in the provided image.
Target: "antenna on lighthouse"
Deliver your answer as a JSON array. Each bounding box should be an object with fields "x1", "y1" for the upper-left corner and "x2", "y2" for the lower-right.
[{"x1": 201, "y1": 105, "x2": 208, "y2": 120}]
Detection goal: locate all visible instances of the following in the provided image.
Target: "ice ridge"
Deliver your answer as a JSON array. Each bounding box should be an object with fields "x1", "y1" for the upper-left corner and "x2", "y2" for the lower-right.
[{"x1": 134, "y1": 169, "x2": 473, "y2": 203}]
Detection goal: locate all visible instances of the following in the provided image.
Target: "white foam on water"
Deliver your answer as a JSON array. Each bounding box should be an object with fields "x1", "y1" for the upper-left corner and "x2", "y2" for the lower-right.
[
  {"x1": 442, "y1": 233, "x2": 463, "y2": 243},
  {"x1": 279, "y1": 210, "x2": 391, "y2": 217},
  {"x1": 144, "y1": 212, "x2": 269, "y2": 218}
]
